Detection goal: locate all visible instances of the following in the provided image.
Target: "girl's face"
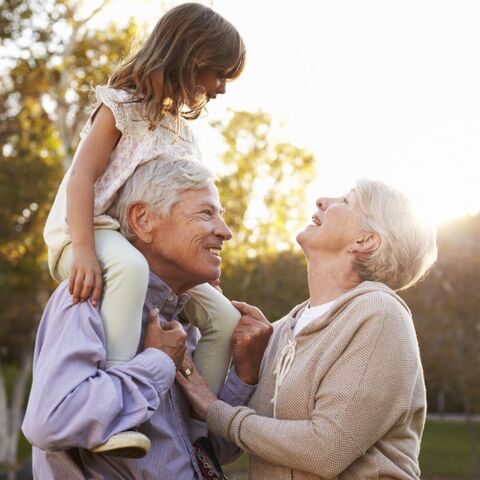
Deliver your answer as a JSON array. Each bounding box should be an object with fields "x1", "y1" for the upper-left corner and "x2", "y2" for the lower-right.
[{"x1": 197, "y1": 69, "x2": 227, "y2": 100}]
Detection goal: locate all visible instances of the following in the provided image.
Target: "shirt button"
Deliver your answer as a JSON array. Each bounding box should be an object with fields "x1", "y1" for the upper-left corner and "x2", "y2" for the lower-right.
[{"x1": 167, "y1": 294, "x2": 174, "y2": 303}]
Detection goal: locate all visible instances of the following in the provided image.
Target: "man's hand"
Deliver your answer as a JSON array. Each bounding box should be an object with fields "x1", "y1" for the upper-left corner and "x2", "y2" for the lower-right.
[
  {"x1": 230, "y1": 301, "x2": 273, "y2": 385},
  {"x1": 143, "y1": 309, "x2": 187, "y2": 369}
]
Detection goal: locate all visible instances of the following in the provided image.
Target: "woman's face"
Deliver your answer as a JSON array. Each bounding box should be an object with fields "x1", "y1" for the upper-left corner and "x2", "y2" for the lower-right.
[
  {"x1": 296, "y1": 189, "x2": 366, "y2": 256},
  {"x1": 197, "y1": 69, "x2": 227, "y2": 100}
]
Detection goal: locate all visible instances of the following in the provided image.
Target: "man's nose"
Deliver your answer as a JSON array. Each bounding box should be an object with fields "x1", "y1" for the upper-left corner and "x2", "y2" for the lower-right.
[{"x1": 215, "y1": 217, "x2": 232, "y2": 240}]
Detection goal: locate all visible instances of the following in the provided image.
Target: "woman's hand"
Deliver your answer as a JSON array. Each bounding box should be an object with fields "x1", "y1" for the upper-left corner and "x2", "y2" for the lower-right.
[
  {"x1": 176, "y1": 355, "x2": 218, "y2": 421},
  {"x1": 69, "y1": 246, "x2": 103, "y2": 306},
  {"x1": 231, "y1": 301, "x2": 273, "y2": 385}
]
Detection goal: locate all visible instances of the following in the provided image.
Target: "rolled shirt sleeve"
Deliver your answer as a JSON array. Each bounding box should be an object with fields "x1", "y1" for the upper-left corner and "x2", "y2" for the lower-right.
[{"x1": 22, "y1": 284, "x2": 176, "y2": 451}]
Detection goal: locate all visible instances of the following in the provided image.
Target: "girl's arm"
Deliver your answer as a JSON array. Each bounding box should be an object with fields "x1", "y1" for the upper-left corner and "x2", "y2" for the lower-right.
[{"x1": 66, "y1": 105, "x2": 122, "y2": 305}]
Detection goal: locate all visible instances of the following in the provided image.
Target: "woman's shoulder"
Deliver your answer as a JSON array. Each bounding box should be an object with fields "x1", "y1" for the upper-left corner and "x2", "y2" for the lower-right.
[
  {"x1": 343, "y1": 283, "x2": 415, "y2": 339},
  {"x1": 346, "y1": 282, "x2": 410, "y2": 314}
]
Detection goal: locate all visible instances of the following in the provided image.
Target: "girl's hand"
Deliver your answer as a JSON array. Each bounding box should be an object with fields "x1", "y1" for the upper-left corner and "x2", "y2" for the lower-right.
[
  {"x1": 69, "y1": 246, "x2": 103, "y2": 306},
  {"x1": 176, "y1": 355, "x2": 218, "y2": 421}
]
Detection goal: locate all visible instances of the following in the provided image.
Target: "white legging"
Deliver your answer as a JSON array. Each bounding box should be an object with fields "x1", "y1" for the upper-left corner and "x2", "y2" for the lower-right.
[{"x1": 55, "y1": 229, "x2": 240, "y2": 394}]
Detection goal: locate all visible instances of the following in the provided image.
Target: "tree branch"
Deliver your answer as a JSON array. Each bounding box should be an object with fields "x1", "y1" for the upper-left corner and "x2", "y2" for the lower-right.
[{"x1": 76, "y1": 0, "x2": 110, "y2": 28}]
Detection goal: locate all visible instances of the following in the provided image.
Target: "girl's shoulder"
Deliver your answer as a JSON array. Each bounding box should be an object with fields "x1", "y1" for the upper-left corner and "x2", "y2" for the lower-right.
[
  {"x1": 94, "y1": 85, "x2": 146, "y2": 136},
  {"x1": 95, "y1": 86, "x2": 196, "y2": 141},
  {"x1": 80, "y1": 86, "x2": 200, "y2": 155}
]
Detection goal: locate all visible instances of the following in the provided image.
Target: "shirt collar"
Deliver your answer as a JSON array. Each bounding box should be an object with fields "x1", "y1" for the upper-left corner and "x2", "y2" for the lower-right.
[{"x1": 145, "y1": 271, "x2": 191, "y2": 322}]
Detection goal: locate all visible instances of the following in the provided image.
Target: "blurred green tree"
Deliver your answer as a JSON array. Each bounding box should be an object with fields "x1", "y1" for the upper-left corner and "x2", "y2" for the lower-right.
[
  {"x1": 0, "y1": 0, "x2": 138, "y2": 475},
  {"x1": 403, "y1": 213, "x2": 480, "y2": 477},
  {"x1": 214, "y1": 111, "x2": 315, "y2": 319}
]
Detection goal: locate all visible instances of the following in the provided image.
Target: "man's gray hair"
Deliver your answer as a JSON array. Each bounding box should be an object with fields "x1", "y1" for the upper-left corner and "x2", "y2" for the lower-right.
[
  {"x1": 353, "y1": 179, "x2": 438, "y2": 291},
  {"x1": 108, "y1": 155, "x2": 215, "y2": 239}
]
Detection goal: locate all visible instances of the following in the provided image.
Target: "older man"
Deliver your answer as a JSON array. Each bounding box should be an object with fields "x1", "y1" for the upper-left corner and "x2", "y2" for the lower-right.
[{"x1": 22, "y1": 157, "x2": 271, "y2": 479}]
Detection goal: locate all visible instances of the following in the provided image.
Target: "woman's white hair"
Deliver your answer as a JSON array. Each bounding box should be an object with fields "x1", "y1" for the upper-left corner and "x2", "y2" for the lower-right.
[
  {"x1": 108, "y1": 154, "x2": 215, "y2": 239},
  {"x1": 353, "y1": 179, "x2": 438, "y2": 291}
]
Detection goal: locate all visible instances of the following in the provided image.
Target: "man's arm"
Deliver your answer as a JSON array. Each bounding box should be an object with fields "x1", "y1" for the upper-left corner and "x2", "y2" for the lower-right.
[{"x1": 22, "y1": 286, "x2": 185, "y2": 451}]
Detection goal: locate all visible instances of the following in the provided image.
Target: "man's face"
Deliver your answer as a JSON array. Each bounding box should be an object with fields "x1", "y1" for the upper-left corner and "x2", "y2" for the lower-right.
[{"x1": 147, "y1": 183, "x2": 232, "y2": 292}]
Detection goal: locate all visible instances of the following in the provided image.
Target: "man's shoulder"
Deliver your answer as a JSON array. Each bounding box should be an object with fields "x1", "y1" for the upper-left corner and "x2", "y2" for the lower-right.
[
  {"x1": 45, "y1": 281, "x2": 97, "y2": 316},
  {"x1": 38, "y1": 281, "x2": 104, "y2": 339}
]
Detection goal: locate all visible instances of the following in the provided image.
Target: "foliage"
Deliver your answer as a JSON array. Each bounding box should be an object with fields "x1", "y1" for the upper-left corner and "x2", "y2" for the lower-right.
[
  {"x1": 0, "y1": 0, "x2": 139, "y2": 474},
  {"x1": 402, "y1": 214, "x2": 480, "y2": 415},
  {"x1": 213, "y1": 110, "x2": 315, "y2": 320},
  {"x1": 214, "y1": 111, "x2": 316, "y2": 260},
  {"x1": 402, "y1": 213, "x2": 480, "y2": 476},
  {"x1": 222, "y1": 251, "x2": 309, "y2": 322}
]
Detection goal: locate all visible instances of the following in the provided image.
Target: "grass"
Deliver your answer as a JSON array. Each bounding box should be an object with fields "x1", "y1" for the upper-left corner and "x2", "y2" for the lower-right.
[
  {"x1": 420, "y1": 419, "x2": 480, "y2": 477},
  {"x1": 8, "y1": 417, "x2": 480, "y2": 478}
]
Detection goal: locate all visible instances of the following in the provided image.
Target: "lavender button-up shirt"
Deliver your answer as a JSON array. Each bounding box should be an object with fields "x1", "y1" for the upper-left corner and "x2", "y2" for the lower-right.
[{"x1": 22, "y1": 273, "x2": 253, "y2": 479}]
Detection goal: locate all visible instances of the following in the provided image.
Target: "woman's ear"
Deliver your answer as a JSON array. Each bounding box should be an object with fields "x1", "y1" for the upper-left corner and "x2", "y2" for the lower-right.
[
  {"x1": 350, "y1": 232, "x2": 380, "y2": 255},
  {"x1": 127, "y1": 202, "x2": 154, "y2": 243}
]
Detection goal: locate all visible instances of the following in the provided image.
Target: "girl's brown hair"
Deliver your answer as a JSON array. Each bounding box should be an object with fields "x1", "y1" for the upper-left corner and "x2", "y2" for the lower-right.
[{"x1": 109, "y1": 2, "x2": 245, "y2": 127}]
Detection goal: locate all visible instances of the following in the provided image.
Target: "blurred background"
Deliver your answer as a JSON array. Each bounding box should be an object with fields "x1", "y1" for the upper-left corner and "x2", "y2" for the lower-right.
[{"x1": 1, "y1": 0, "x2": 479, "y2": 478}]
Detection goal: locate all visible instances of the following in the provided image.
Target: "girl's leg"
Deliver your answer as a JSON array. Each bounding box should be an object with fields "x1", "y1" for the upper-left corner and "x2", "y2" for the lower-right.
[
  {"x1": 180, "y1": 283, "x2": 241, "y2": 394},
  {"x1": 56, "y1": 229, "x2": 149, "y2": 367},
  {"x1": 55, "y1": 229, "x2": 150, "y2": 457}
]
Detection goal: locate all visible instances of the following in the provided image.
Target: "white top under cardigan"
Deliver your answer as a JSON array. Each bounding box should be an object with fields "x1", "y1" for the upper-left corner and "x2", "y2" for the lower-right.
[{"x1": 292, "y1": 300, "x2": 335, "y2": 336}]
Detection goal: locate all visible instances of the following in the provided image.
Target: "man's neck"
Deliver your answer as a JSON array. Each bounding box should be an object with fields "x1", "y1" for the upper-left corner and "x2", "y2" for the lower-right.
[
  {"x1": 144, "y1": 271, "x2": 190, "y2": 320},
  {"x1": 136, "y1": 245, "x2": 198, "y2": 295},
  {"x1": 150, "y1": 266, "x2": 197, "y2": 295}
]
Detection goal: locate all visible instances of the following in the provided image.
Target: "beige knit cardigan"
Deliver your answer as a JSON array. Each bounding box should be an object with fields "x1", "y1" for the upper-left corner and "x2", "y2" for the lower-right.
[{"x1": 207, "y1": 281, "x2": 426, "y2": 479}]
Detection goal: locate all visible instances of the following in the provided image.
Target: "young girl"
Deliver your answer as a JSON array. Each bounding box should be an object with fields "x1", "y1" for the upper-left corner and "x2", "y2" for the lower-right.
[{"x1": 44, "y1": 3, "x2": 245, "y2": 458}]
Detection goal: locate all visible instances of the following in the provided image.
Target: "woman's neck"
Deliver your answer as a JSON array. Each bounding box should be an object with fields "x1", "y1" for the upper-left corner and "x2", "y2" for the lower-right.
[{"x1": 306, "y1": 254, "x2": 361, "y2": 307}]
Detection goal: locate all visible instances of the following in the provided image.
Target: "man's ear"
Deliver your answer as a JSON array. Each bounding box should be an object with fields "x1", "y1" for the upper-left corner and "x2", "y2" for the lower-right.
[
  {"x1": 127, "y1": 202, "x2": 154, "y2": 243},
  {"x1": 349, "y1": 232, "x2": 380, "y2": 255}
]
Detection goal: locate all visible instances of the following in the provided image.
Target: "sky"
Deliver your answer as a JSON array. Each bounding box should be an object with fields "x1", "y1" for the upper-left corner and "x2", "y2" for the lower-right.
[{"x1": 82, "y1": 1, "x2": 480, "y2": 224}]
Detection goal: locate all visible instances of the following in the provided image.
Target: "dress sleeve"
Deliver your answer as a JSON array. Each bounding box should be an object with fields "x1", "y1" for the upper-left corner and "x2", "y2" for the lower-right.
[{"x1": 79, "y1": 86, "x2": 138, "y2": 139}]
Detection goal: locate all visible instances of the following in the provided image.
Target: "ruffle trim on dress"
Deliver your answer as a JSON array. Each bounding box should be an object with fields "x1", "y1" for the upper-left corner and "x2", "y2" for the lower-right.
[{"x1": 80, "y1": 86, "x2": 194, "y2": 142}]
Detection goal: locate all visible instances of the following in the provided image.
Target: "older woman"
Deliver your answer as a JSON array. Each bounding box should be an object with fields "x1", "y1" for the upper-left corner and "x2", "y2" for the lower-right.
[{"x1": 177, "y1": 179, "x2": 437, "y2": 480}]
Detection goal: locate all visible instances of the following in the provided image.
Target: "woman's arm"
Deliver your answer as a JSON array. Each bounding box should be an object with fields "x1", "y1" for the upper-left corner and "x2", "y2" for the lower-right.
[
  {"x1": 180, "y1": 298, "x2": 422, "y2": 477},
  {"x1": 66, "y1": 105, "x2": 121, "y2": 305}
]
